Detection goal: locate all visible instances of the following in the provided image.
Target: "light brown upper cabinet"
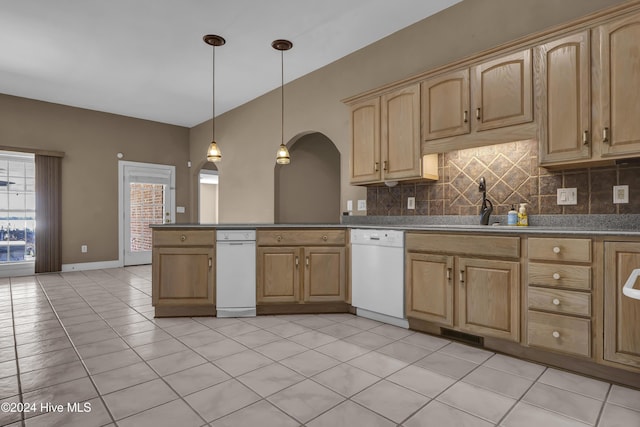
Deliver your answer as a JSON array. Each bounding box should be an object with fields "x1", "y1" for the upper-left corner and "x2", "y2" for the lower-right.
[
  {"x1": 593, "y1": 12, "x2": 640, "y2": 159},
  {"x1": 537, "y1": 32, "x2": 591, "y2": 165},
  {"x1": 350, "y1": 84, "x2": 423, "y2": 184},
  {"x1": 421, "y1": 49, "x2": 534, "y2": 153},
  {"x1": 471, "y1": 49, "x2": 533, "y2": 131},
  {"x1": 350, "y1": 98, "x2": 381, "y2": 184},
  {"x1": 381, "y1": 84, "x2": 422, "y2": 181},
  {"x1": 422, "y1": 69, "x2": 470, "y2": 141}
]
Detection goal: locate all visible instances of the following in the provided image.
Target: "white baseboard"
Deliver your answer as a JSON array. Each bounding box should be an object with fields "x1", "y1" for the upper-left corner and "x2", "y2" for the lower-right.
[
  {"x1": 61, "y1": 260, "x2": 122, "y2": 272},
  {"x1": 0, "y1": 262, "x2": 35, "y2": 278}
]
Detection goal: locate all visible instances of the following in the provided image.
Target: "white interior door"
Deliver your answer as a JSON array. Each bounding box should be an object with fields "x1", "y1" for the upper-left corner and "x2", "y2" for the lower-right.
[{"x1": 120, "y1": 162, "x2": 175, "y2": 266}]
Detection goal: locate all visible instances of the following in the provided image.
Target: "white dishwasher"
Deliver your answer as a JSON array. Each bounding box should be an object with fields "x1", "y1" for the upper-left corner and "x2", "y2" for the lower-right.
[
  {"x1": 216, "y1": 230, "x2": 256, "y2": 317},
  {"x1": 351, "y1": 229, "x2": 408, "y2": 328}
]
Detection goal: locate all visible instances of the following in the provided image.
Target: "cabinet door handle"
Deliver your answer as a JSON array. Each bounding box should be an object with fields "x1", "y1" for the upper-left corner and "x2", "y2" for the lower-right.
[
  {"x1": 446, "y1": 268, "x2": 452, "y2": 281},
  {"x1": 603, "y1": 127, "x2": 609, "y2": 144},
  {"x1": 374, "y1": 162, "x2": 379, "y2": 172},
  {"x1": 459, "y1": 270, "x2": 465, "y2": 284},
  {"x1": 463, "y1": 110, "x2": 468, "y2": 123},
  {"x1": 476, "y1": 108, "x2": 481, "y2": 121},
  {"x1": 180, "y1": 235, "x2": 186, "y2": 242},
  {"x1": 322, "y1": 235, "x2": 328, "y2": 241},
  {"x1": 295, "y1": 256, "x2": 299, "y2": 268},
  {"x1": 276, "y1": 235, "x2": 282, "y2": 242},
  {"x1": 208, "y1": 258, "x2": 212, "y2": 269},
  {"x1": 305, "y1": 256, "x2": 309, "y2": 268},
  {"x1": 383, "y1": 160, "x2": 388, "y2": 171},
  {"x1": 583, "y1": 130, "x2": 589, "y2": 145}
]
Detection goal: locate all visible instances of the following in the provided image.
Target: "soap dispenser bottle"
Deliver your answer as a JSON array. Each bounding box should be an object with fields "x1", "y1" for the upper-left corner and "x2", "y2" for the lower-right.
[
  {"x1": 517, "y1": 203, "x2": 528, "y2": 226},
  {"x1": 507, "y1": 205, "x2": 518, "y2": 226}
]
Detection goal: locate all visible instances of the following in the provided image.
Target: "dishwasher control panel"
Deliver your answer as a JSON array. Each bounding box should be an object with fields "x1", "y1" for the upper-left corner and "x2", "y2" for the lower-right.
[{"x1": 217, "y1": 230, "x2": 256, "y2": 242}]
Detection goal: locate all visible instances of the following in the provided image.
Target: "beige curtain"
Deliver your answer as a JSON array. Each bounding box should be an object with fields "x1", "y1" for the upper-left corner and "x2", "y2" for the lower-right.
[{"x1": 35, "y1": 155, "x2": 62, "y2": 273}]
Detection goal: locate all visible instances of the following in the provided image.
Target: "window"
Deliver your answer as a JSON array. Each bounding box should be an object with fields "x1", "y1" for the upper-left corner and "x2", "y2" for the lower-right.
[
  {"x1": 0, "y1": 152, "x2": 35, "y2": 263},
  {"x1": 129, "y1": 182, "x2": 165, "y2": 252}
]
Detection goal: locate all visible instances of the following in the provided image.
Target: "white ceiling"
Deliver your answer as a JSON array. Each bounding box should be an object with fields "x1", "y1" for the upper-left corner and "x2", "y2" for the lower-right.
[{"x1": 0, "y1": 0, "x2": 461, "y2": 127}]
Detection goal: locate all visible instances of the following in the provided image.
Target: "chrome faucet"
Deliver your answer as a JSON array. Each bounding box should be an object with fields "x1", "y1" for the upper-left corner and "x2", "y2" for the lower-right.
[{"x1": 479, "y1": 177, "x2": 493, "y2": 225}]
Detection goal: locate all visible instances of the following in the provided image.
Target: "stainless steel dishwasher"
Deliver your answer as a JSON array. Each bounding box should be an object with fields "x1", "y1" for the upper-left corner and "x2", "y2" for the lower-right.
[{"x1": 216, "y1": 230, "x2": 256, "y2": 317}]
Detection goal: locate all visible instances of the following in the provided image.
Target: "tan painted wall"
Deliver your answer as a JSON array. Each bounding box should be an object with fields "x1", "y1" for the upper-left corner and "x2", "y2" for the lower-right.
[
  {"x1": 0, "y1": 94, "x2": 190, "y2": 264},
  {"x1": 189, "y1": 0, "x2": 628, "y2": 223},
  {"x1": 274, "y1": 133, "x2": 341, "y2": 224},
  {"x1": 199, "y1": 182, "x2": 218, "y2": 223}
]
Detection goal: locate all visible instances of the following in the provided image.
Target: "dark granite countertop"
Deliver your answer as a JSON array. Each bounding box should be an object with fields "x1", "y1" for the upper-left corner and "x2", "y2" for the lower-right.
[{"x1": 150, "y1": 215, "x2": 640, "y2": 236}]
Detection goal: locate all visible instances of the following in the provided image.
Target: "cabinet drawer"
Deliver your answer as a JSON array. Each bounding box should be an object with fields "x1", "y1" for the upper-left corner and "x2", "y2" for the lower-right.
[
  {"x1": 527, "y1": 311, "x2": 591, "y2": 357},
  {"x1": 528, "y1": 287, "x2": 591, "y2": 317},
  {"x1": 528, "y1": 262, "x2": 591, "y2": 290},
  {"x1": 257, "y1": 230, "x2": 346, "y2": 246},
  {"x1": 406, "y1": 233, "x2": 519, "y2": 258},
  {"x1": 528, "y1": 238, "x2": 591, "y2": 263},
  {"x1": 153, "y1": 230, "x2": 215, "y2": 247}
]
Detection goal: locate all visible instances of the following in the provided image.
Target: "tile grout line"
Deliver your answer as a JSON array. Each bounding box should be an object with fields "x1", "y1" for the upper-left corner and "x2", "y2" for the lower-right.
[
  {"x1": 492, "y1": 363, "x2": 548, "y2": 427},
  {"x1": 7, "y1": 278, "x2": 26, "y2": 427},
  {"x1": 31, "y1": 274, "x2": 118, "y2": 426},
  {"x1": 45, "y1": 270, "x2": 212, "y2": 426},
  {"x1": 594, "y1": 383, "x2": 613, "y2": 427}
]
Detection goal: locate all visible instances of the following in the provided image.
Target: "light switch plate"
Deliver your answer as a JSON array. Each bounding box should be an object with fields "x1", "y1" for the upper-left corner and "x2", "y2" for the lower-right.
[
  {"x1": 613, "y1": 185, "x2": 629, "y2": 204},
  {"x1": 557, "y1": 188, "x2": 577, "y2": 205},
  {"x1": 347, "y1": 200, "x2": 353, "y2": 211},
  {"x1": 357, "y1": 200, "x2": 367, "y2": 211},
  {"x1": 176, "y1": 206, "x2": 185, "y2": 214},
  {"x1": 407, "y1": 197, "x2": 415, "y2": 210},
  {"x1": 81, "y1": 245, "x2": 87, "y2": 253}
]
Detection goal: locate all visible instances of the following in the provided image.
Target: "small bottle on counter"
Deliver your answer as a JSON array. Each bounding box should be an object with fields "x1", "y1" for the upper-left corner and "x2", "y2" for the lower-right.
[
  {"x1": 517, "y1": 203, "x2": 528, "y2": 226},
  {"x1": 507, "y1": 205, "x2": 518, "y2": 226}
]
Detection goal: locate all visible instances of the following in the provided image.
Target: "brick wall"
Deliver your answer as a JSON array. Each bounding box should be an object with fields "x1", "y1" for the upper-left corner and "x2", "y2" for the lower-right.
[{"x1": 129, "y1": 183, "x2": 165, "y2": 252}]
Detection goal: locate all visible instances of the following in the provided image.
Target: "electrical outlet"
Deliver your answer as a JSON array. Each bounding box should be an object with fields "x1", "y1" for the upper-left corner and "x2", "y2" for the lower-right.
[
  {"x1": 613, "y1": 185, "x2": 629, "y2": 204},
  {"x1": 347, "y1": 200, "x2": 353, "y2": 211},
  {"x1": 407, "y1": 197, "x2": 415, "y2": 210},
  {"x1": 81, "y1": 245, "x2": 88, "y2": 253},
  {"x1": 357, "y1": 200, "x2": 367, "y2": 211},
  {"x1": 557, "y1": 188, "x2": 577, "y2": 205}
]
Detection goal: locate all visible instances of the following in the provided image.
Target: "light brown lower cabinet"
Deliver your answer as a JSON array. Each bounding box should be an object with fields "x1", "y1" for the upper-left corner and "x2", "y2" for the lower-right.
[
  {"x1": 604, "y1": 241, "x2": 640, "y2": 370},
  {"x1": 406, "y1": 235, "x2": 520, "y2": 342},
  {"x1": 152, "y1": 229, "x2": 216, "y2": 317},
  {"x1": 256, "y1": 230, "x2": 347, "y2": 305}
]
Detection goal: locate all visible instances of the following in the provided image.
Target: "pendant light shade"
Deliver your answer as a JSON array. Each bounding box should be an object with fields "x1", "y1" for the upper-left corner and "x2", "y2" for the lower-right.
[
  {"x1": 276, "y1": 144, "x2": 290, "y2": 164},
  {"x1": 273, "y1": 39, "x2": 293, "y2": 165},
  {"x1": 203, "y1": 34, "x2": 225, "y2": 163}
]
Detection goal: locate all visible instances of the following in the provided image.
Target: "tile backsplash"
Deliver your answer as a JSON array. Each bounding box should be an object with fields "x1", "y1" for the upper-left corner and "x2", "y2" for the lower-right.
[{"x1": 366, "y1": 140, "x2": 640, "y2": 216}]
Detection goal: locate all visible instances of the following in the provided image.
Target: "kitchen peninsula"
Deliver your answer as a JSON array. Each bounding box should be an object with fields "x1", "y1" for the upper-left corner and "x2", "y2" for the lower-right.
[{"x1": 151, "y1": 216, "x2": 640, "y2": 388}]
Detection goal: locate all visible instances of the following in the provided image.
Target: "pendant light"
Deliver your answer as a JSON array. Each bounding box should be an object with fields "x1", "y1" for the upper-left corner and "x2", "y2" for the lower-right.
[
  {"x1": 203, "y1": 34, "x2": 225, "y2": 162},
  {"x1": 273, "y1": 39, "x2": 293, "y2": 165}
]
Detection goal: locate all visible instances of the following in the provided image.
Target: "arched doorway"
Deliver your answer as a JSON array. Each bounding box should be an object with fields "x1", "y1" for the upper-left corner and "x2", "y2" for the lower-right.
[
  {"x1": 274, "y1": 132, "x2": 340, "y2": 223},
  {"x1": 199, "y1": 162, "x2": 218, "y2": 223}
]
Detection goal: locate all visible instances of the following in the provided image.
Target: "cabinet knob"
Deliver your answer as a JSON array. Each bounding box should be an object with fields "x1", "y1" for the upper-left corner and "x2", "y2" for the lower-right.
[
  {"x1": 553, "y1": 246, "x2": 561, "y2": 254},
  {"x1": 552, "y1": 298, "x2": 560, "y2": 306},
  {"x1": 553, "y1": 273, "x2": 561, "y2": 280},
  {"x1": 180, "y1": 235, "x2": 186, "y2": 242},
  {"x1": 552, "y1": 331, "x2": 560, "y2": 339},
  {"x1": 322, "y1": 235, "x2": 328, "y2": 241},
  {"x1": 276, "y1": 235, "x2": 282, "y2": 242}
]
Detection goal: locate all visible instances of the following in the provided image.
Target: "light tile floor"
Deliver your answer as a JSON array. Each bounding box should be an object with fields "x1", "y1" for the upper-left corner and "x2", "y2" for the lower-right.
[{"x1": 0, "y1": 266, "x2": 638, "y2": 426}]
